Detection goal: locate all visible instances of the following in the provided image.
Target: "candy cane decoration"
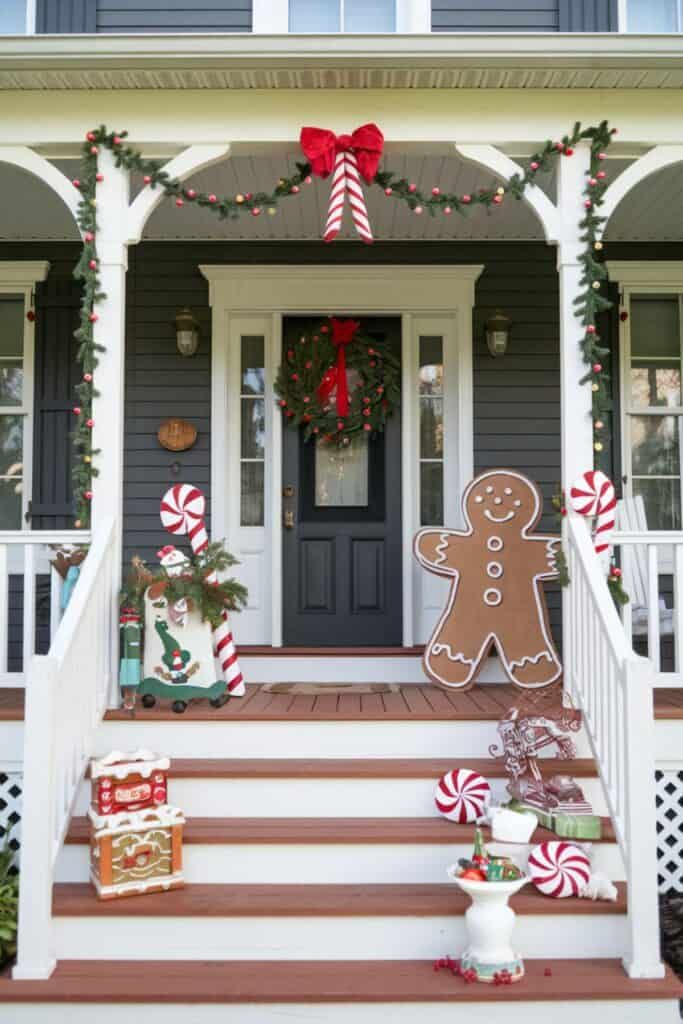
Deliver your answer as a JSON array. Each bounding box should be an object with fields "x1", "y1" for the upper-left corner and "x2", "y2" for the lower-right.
[
  {"x1": 323, "y1": 150, "x2": 373, "y2": 244},
  {"x1": 160, "y1": 484, "x2": 245, "y2": 697},
  {"x1": 569, "y1": 470, "x2": 617, "y2": 556}
]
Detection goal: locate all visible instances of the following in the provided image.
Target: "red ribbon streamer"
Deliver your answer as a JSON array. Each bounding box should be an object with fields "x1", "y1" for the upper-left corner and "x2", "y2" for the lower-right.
[
  {"x1": 300, "y1": 124, "x2": 384, "y2": 184},
  {"x1": 316, "y1": 319, "x2": 360, "y2": 417}
]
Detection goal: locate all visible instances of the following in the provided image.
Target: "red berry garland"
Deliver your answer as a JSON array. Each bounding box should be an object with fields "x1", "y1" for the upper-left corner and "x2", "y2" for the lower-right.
[{"x1": 275, "y1": 321, "x2": 400, "y2": 443}]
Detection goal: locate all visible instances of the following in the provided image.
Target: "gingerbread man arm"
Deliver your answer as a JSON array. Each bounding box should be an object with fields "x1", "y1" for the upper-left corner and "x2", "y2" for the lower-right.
[
  {"x1": 414, "y1": 528, "x2": 470, "y2": 578},
  {"x1": 526, "y1": 536, "x2": 561, "y2": 581}
]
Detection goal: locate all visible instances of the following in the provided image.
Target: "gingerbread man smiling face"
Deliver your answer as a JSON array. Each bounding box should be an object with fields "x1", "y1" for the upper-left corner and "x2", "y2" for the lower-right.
[{"x1": 414, "y1": 469, "x2": 561, "y2": 692}]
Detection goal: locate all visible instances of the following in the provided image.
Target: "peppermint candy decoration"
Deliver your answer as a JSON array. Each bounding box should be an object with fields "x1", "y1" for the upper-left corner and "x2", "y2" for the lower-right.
[
  {"x1": 569, "y1": 470, "x2": 616, "y2": 556},
  {"x1": 434, "y1": 768, "x2": 491, "y2": 824},
  {"x1": 528, "y1": 840, "x2": 590, "y2": 898}
]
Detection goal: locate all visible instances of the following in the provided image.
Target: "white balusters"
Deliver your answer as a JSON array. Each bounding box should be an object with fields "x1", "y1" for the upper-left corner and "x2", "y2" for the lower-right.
[{"x1": 0, "y1": 545, "x2": 7, "y2": 676}]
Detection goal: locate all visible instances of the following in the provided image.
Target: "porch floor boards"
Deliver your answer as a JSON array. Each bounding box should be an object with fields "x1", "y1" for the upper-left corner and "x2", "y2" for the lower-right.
[{"x1": 2, "y1": 683, "x2": 683, "y2": 721}]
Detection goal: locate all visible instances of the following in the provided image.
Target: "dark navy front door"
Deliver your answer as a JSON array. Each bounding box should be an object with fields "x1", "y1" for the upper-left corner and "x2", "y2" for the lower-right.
[{"x1": 282, "y1": 317, "x2": 402, "y2": 646}]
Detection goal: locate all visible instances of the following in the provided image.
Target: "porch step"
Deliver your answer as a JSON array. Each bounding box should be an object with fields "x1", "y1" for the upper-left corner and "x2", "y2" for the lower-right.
[
  {"x1": 1, "y1": 959, "x2": 679, "y2": 1024},
  {"x1": 50, "y1": 883, "x2": 629, "y2": 961},
  {"x1": 57, "y1": 815, "x2": 624, "y2": 884}
]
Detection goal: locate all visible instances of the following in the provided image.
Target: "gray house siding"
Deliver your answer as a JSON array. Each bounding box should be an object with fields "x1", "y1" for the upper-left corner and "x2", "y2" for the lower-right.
[
  {"x1": 36, "y1": 0, "x2": 95, "y2": 33},
  {"x1": 36, "y1": 0, "x2": 251, "y2": 34},
  {"x1": 432, "y1": 0, "x2": 617, "y2": 31}
]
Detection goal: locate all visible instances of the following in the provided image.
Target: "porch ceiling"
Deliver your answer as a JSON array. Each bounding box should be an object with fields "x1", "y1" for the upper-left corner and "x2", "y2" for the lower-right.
[
  {"x1": 1, "y1": 152, "x2": 683, "y2": 242},
  {"x1": 1, "y1": 34, "x2": 683, "y2": 92}
]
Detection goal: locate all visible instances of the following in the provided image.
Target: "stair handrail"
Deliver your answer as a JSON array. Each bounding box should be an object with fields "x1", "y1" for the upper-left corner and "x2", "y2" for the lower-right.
[
  {"x1": 13, "y1": 515, "x2": 117, "y2": 981},
  {"x1": 565, "y1": 514, "x2": 664, "y2": 979}
]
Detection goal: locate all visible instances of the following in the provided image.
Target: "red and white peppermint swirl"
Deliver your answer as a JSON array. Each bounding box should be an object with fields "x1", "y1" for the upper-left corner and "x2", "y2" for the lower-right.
[
  {"x1": 569, "y1": 470, "x2": 616, "y2": 556},
  {"x1": 434, "y1": 768, "x2": 491, "y2": 824},
  {"x1": 528, "y1": 840, "x2": 590, "y2": 898},
  {"x1": 160, "y1": 484, "x2": 245, "y2": 697},
  {"x1": 323, "y1": 151, "x2": 373, "y2": 245}
]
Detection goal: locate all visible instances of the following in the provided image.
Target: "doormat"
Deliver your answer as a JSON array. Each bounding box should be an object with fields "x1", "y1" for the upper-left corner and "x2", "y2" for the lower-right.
[{"x1": 263, "y1": 682, "x2": 400, "y2": 695}]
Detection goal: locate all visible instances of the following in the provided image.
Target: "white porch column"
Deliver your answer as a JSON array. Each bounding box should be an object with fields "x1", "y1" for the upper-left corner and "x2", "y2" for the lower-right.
[
  {"x1": 90, "y1": 148, "x2": 129, "y2": 703},
  {"x1": 556, "y1": 140, "x2": 594, "y2": 490}
]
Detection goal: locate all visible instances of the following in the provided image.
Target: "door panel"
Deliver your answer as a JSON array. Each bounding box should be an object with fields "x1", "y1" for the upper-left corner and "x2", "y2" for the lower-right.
[{"x1": 282, "y1": 316, "x2": 402, "y2": 646}]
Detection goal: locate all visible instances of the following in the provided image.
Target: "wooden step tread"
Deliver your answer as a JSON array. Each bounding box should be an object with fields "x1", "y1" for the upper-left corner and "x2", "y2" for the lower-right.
[
  {"x1": 1, "y1": 959, "x2": 679, "y2": 1004},
  {"x1": 66, "y1": 815, "x2": 616, "y2": 845},
  {"x1": 88, "y1": 757, "x2": 597, "y2": 780},
  {"x1": 52, "y1": 881, "x2": 627, "y2": 917}
]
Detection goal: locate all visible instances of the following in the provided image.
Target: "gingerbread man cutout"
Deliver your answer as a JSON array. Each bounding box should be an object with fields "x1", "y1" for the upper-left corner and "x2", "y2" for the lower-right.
[{"x1": 414, "y1": 469, "x2": 561, "y2": 691}]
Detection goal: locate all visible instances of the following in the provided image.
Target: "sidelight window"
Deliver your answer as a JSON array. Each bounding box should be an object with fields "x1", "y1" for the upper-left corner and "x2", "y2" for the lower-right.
[
  {"x1": 0, "y1": 296, "x2": 31, "y2": 530},
  {"x1": 419, "y1": 335, "x2": 444, "y2": 525},
  {"x1": 240, "y1": 335, "x2": 265, "y2": 526}
]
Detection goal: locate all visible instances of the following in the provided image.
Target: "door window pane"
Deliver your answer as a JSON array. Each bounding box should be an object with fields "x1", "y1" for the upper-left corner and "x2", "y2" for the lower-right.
[
  {"x1": 0, "y1": 415, "x2": 23, "y2": 477},
  {"x1": 1, "y1": 1, "x2": 27, "y2": 34},
  {"x1": 0, "y1": 299, "x2": 24, "y2": 357},
  {"x1": 345, "y1": 0, "x2": 395, "y2": 31},
  {"x1": 241, "y1": 399, "x2": 265, "y2": 459},
  {"x1": 290, "y1": 0, "x2": 340, "y2": 31},
  {"x1": 631, "y1": 364, "x2": 681, "y2": 408},
  {"x1": 240, "y1": 335, "x2": 265, "y2": 526},
  {"x1": 419, "y1": 336, "x2": 444, "y2": 525},
  {"x1": 627, "y1": 0, "x2": 678, "y2": 31},
  {"x1": 315, "y1": 435, "x2": 369, "y2": 507},
  {"x1": 420, "y1": 463, "x2": 444, "y2": 528}
]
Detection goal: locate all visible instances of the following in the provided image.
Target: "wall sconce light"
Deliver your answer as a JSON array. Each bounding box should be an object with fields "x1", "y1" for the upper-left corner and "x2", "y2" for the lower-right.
[
  {"x1": 485, "y1": 311, "x2": 512, "y2": 358},
  {"x1": 175, "y1": 307, "x2": 200, "y2": 358}
]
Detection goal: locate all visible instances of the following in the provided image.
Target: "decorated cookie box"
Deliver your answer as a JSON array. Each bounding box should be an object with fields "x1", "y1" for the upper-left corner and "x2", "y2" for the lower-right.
[
  {"x1": 90, "y1": 749, "x2": 169, "y2": 816},
  {"x1": 89, "y1": 803, "x2": 185, "y2": 900}
]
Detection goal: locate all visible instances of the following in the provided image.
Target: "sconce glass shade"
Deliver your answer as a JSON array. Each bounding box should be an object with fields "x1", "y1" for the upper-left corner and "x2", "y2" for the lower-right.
[
  {"x1": 485, "y1": 311, "x2": 512, "y2": 358},
  {"x1": 175, "y1": 307, "x2": 200, "y2": 357}
]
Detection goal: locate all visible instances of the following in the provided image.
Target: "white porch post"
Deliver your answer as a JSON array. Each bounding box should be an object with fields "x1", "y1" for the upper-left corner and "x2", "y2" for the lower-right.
[{"x1": 90, "y1": 147, "x2": 129, "y2": 704}]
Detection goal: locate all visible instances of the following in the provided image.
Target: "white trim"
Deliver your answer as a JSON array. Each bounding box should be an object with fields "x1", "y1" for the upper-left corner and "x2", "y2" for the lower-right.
[
  {"x1": 252, "y1": 0, "x2": 289, "y2": 32},
  {"x1": 25, "y1": 0, "x2": 36, "y2": 34},
  {"x1": 0, "y1": 262, "x2": 49, "y2": 287},
  {"x1": 0, "y1": 149, "x2": 79, "y2": 224},
  {"x1": 607, "y1": 260, "x2": 683, "y2": 287},
  {"x1": 202, "y1": 264, "x2": 481, "y2": 647}
]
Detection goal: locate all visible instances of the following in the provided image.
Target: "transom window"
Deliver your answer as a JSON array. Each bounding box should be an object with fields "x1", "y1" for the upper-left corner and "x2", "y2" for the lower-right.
[
  {"x1": 624, "y1": 294, "x2": 683, "y2": 530},
  {"x1": 625, "y1": 0, "x2": 683, "y2": 31},
  {"x1": 289, "y1": 0, "x2": 396, "y2": 32},
  {"x1": 2, "y1": 0, "x2": 29, "y2": 33}
]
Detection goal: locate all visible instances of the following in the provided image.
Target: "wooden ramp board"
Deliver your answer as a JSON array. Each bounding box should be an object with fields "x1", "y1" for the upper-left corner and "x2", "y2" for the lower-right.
[{"x1": 0, "y1": 959, "x2": 679, "y2": 1004}]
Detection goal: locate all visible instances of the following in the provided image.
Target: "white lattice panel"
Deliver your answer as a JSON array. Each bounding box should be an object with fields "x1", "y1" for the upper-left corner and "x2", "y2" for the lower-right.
[
  {"x1": 655, "y1": 770, "x2": 683, "y2": 894},
  {"x1": 0, "y1": 771, "x2": 22, "y2": 868}
]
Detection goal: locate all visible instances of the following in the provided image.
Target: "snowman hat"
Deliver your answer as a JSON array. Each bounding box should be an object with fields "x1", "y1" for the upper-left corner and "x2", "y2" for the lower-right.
[{"x1": 157, "y1": 544, "x2": 182, "y2": 560}]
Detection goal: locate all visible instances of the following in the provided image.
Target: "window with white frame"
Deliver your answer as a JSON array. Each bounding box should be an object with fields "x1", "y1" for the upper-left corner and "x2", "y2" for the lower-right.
[
  {"x1": 2, "y1": 1, "x2": 29, "y2": 33},
  {"x1": 289, "y1": 0, "x2": 396, "y2": 31},
  {"x1": 0, "y1": 296, "x2": 31, "y2": 529},
  {"x1": 419, "y1": 335, "x2": 444, "y2": 525},
  {"x1": 624, "y1": 0, "x2": 682, "y2": 31},
  {"x1": 240, "y1": 334, "x2": 266, "y2": 527}
]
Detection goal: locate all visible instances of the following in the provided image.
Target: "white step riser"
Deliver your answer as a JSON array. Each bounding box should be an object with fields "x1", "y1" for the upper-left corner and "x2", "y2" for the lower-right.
[
  {"x1": 94, "y1": 720, "x2": 595, "y2": 759},
  {"x1": 53, "y1": 913, "x2": 629, "y2": 961},
  {"x1": 0, "y1": 724, "x2": 23, "y2": 764},
  {"x1": 237, "y1": 656, "x2": 505, "y2": 684},
  {"x1": 5, "y1": 1001, "x2": 678, "y2": 1024},
  {"x1": 74, "y1": 776, "x2": 609, "y2": 818},
  {"x1": 56, "y1": 842, "x2": 625, "y2": 884}
]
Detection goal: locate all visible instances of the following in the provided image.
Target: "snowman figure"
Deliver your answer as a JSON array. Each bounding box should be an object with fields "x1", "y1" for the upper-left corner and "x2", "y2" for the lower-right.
[{"x1": 156, "y1": 544, "x2": 190, "y2": 578}]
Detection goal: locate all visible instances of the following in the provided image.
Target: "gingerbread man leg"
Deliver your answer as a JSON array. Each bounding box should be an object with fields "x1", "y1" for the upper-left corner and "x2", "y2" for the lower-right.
[
  {"x1": 425, "y1": 594, "x2": 495, "y2": 690},
  {"x1": 496, "y1": 613, "x2": 562, "y2": 690}
]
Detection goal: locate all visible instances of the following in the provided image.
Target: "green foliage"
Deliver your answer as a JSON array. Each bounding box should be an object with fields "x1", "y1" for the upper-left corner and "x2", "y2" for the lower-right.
[
  {"x1": 120, "y1": 541, "x2": 248, "y2": 629},
  {"x1": 0, "y1": 837, "x2": 19, "y2": 967},
  {"x1": 274, "y1": 322, "x2": 400, "y2": 442}
]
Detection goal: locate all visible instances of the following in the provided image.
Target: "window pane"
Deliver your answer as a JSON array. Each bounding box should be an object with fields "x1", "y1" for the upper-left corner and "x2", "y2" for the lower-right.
[
  {"x1": 241, "y1": 398, "x2": 265, "y2": 459},
  {"x1": 315, "y1": 435, "x2": 369, "y2": 507},
  {"x1": 241, "y1": 335, "x2": 265, "y2": 395},
  {"x1": 419, "y1": 336, "x2": 443, "y2": 396},
  {"x1": 240, "y1": 462, "x2": 264, "y2": 526},
  {"x1": 0, "y1": 1, "x2": 27, "y2": 34},
  {"x1": 627, "y1": 0, "x2": 677, "y2": 30},
  {"x1": 631, "y1": 415, "x2": 679, "y2": 475},
  {"x1": 420, "y1": 398, "x2": 443, "y2": 459},
  {"x1": 630, "y1": 297, "x2": 680, "y2": 357},
  {"x1": 0, "y1": 298, "x2": 24, "y2": 358},
  {"x1": 344, "y1": 0, "x2": 395, "y2": 30},
  {"x1": 290, "y1": 0, "x2": 340, "y2": 31},
  {"x1": 633, "y1": 478, "x2": 681, "y2": 531},
  {"x1": 0, "y1": 479, "x2": 22, "y2": 530},
  {"x1": 630, "y1": 363, "x2": 681, "y2": 408},
  {"x1": 0, "y1": 415, "x2": 23, "y2": 477},
  {"x1": 420, "y1": 462, "x2": 443, "y2": 526}
]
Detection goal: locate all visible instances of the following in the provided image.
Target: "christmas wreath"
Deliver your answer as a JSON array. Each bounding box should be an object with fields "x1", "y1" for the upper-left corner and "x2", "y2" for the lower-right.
[{"x1": 274, "y1": 318, "x2": 400, "y2": 442}]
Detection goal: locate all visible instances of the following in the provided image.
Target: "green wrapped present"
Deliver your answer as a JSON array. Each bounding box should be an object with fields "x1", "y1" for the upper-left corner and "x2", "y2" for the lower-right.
[{"x1": 552, "y1": 813, "x2": 602, "y2": 840}]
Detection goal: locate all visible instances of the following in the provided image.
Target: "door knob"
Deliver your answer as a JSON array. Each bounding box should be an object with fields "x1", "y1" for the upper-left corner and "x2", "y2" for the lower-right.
[{"x1": 283, "y1": 509, "x2": 295, "y2": 529}]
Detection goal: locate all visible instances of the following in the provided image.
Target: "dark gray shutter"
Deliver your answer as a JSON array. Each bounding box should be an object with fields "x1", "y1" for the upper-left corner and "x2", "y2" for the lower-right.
[{"x1": 36, "y1": 0, "x2": 96, "y2": 33}]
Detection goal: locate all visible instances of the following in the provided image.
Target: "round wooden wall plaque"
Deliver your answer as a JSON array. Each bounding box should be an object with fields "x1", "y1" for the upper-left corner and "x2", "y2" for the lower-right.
[{"x1": 158, "y1": 418, "x2": 197, "y2": 452}]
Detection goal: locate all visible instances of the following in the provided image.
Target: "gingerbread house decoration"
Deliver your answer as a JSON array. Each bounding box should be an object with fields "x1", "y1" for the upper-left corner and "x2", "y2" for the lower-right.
[
  {"x1": 90, "y1": 749, "x2": 170, "y2": 816},
  {"x1": 88, "y1": 804, "x2": 185, "y2": 900}
]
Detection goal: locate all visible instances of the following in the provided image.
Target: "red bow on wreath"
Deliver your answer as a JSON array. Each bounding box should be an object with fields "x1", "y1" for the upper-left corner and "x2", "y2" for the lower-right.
[
  {"x1": 300, "y1": 124, "x2": 384, "y2": 244},
  {"x1": 316, "y1": 318, "x2": 360, "y2": 417}
]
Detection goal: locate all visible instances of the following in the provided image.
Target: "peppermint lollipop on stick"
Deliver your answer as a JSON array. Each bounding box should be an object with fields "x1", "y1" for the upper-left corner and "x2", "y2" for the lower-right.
[{"x1": 160, "y1": 484, "x2": 245, "y2": 697}]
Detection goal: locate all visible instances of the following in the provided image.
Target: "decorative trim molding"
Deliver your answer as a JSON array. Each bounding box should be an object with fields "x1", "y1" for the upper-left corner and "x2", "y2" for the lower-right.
[
  {"x1": 607, "y1": 261, "x2": 683, "y2": 287},
  {"x1": 0, "y1": 261, "x2": 49, "y2": 285}
]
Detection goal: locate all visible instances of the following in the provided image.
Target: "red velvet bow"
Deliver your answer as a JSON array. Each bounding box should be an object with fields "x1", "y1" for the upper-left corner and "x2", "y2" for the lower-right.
[
  {"x1": 300, "y1": 124, "x2": 384, "y2": 185},
  {"x1": 316, "y1": 319, "x2": 360, "y2": 417}
]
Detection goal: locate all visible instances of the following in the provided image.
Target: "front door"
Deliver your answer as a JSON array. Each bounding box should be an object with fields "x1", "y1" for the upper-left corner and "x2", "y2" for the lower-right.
[{"x1": 282, "y1": 317, "x2": 402, "y2": 646}]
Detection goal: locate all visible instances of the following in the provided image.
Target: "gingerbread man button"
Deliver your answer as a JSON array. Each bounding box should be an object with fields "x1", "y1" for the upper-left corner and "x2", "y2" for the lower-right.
[{"x1": 414, "y1": 469, "x2": 561, "y2": 691}]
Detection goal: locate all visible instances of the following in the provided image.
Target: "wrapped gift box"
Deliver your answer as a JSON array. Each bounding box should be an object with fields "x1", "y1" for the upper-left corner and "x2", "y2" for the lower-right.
[
  {"x1": 91, "y1": 749, "x2": 170, "y2": 816},
  {"x1": 89, "y1": 804, "x2": 185, "y2": 900}
]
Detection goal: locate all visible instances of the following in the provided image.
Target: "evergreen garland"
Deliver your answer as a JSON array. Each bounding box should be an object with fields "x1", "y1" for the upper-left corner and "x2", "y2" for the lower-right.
[
  {"x1": 72, "y1": 121, "x2": 615, "y2": 526},
  {"x1": 274, "y1": 321, "x2": 400, "y2": 441}
]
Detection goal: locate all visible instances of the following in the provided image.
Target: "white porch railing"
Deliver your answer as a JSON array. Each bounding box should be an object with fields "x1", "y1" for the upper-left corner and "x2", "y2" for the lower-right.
[
  {"x1": 613, "y1": 529, "x2": 683, "y2": 687},
  {"x1": 12, "y1": 516, "x2": 116, "y2": 980},
  {"x1": 565, "y1": 515, "x2": 664, "y2": 979},
  {"x1": 0, "y1": 529, "x2": 92, "y2": 686}
]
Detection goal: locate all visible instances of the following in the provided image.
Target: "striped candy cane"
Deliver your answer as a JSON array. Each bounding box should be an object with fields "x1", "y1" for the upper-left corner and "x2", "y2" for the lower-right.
[
  {"x1": 160, "y1": 484, "x2": 245, "y2": 697},
  {"x1": 323, "y1": 151, "x2": 373, "y2": 245},
  {"x1": 569, "y1": 470, "x2": 617, "y2": 556}
]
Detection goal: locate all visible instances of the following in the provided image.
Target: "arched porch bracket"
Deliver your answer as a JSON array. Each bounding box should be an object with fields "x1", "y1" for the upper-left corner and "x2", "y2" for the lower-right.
[
  {"x1": 126, "y1": 143, "x2": 231, "y2": 243},
  {"x1": 601, "y1": 145, "x2": 683, "y2": 226},
  {"x1": 0, "y1": 146, "x2": 80, "y2": 225},
  {"x1": 454, "y1": 143, "x2": 562, "y2": 244}
]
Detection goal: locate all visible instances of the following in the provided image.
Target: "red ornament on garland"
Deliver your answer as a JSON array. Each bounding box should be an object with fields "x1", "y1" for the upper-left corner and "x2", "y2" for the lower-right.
[
  {"x1": 26, "y1": 310, "x2": 36, "y2": 323},
  {"x1": 620, "y1": 311, "x2": 629, "y2": 322}
]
